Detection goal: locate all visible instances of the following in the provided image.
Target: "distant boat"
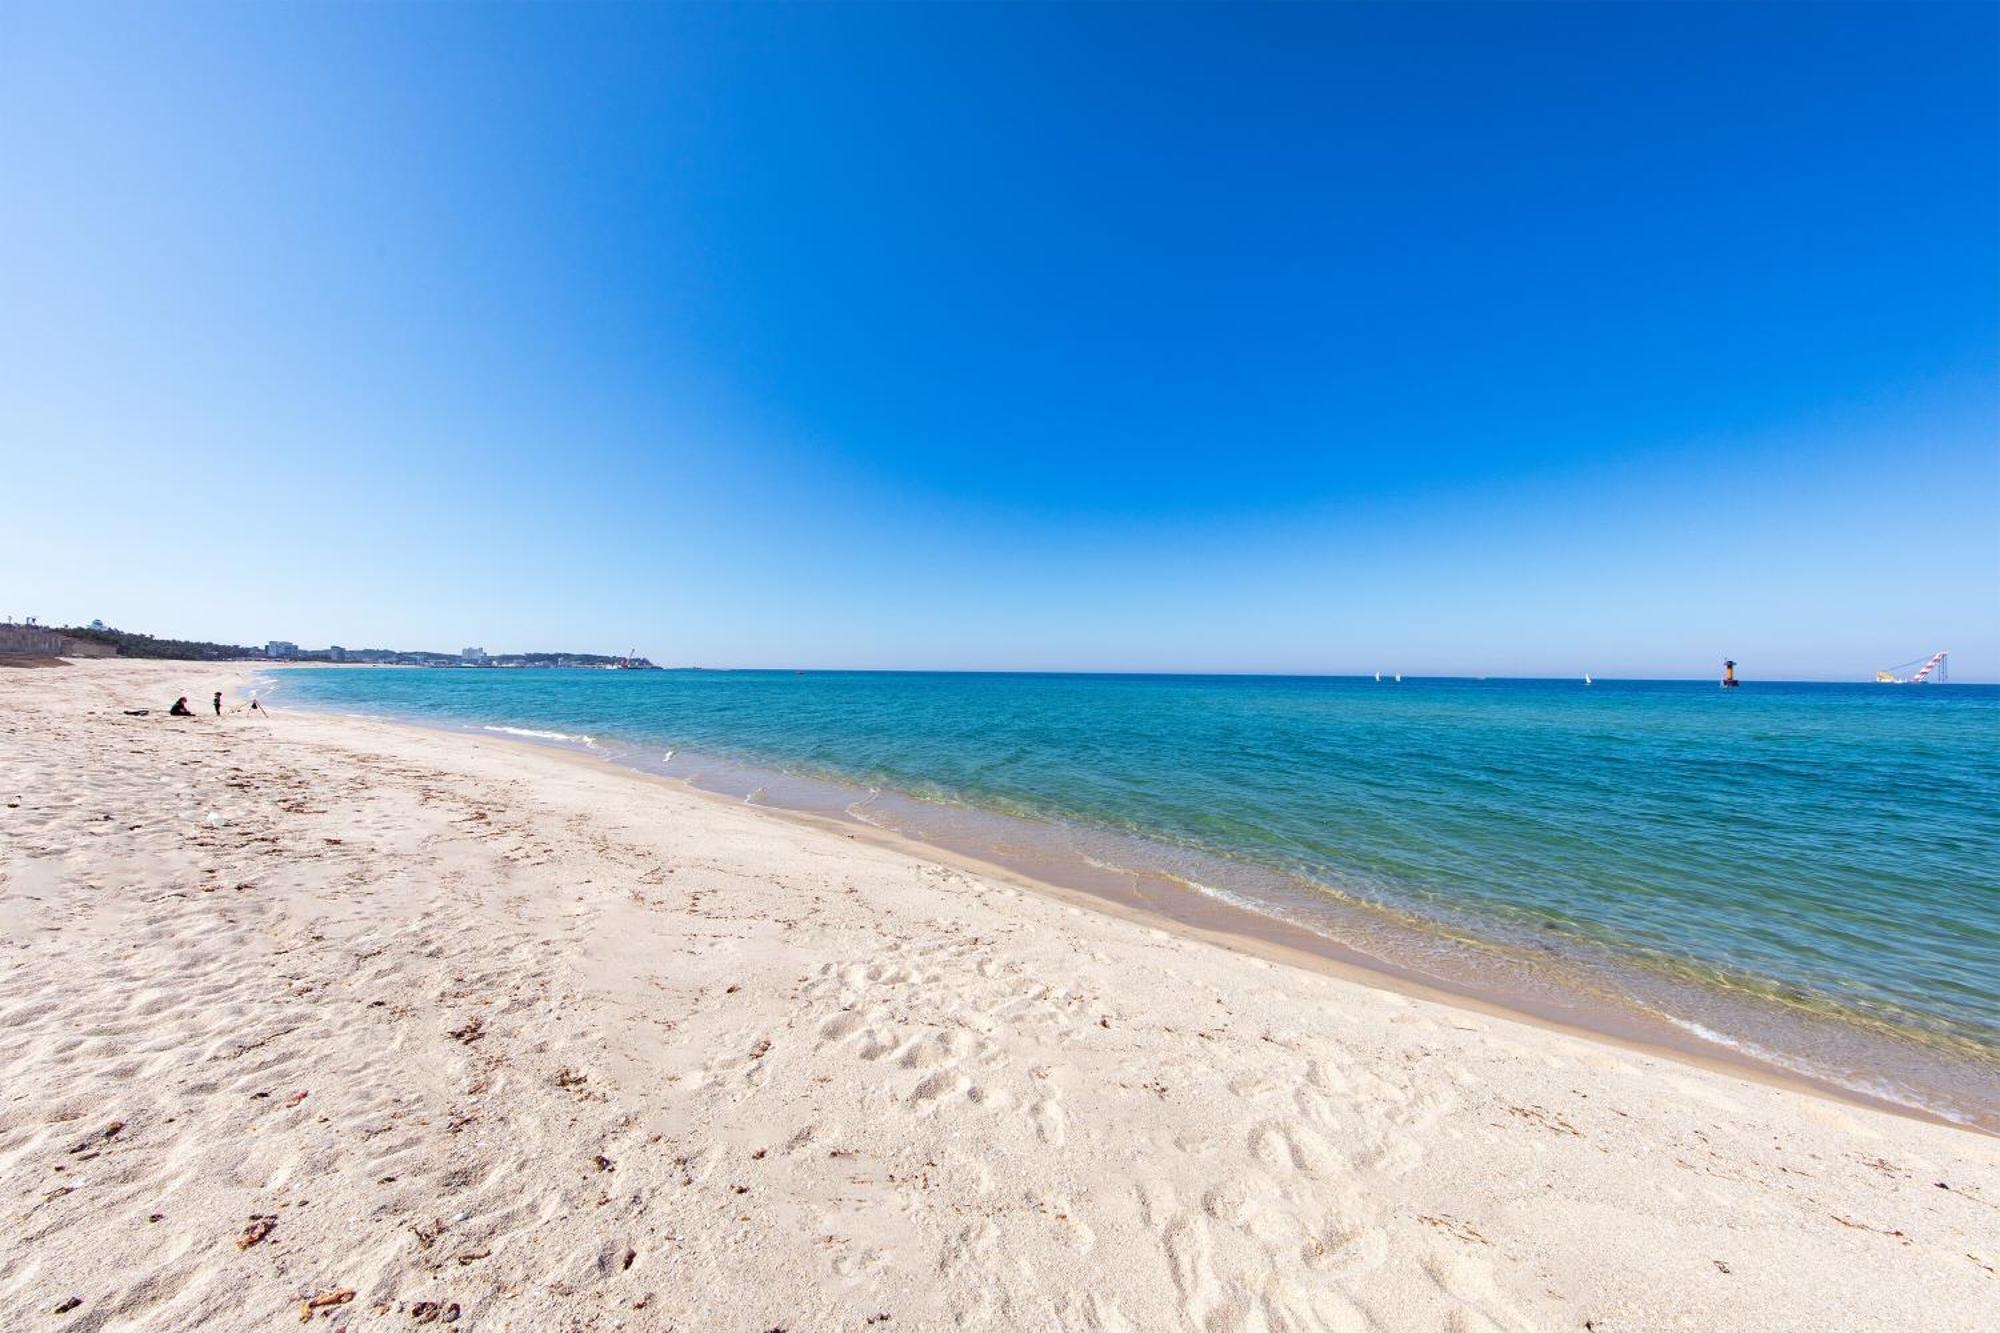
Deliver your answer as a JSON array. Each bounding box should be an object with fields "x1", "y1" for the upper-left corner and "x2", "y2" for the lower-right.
[
  {"x1": 1374, "y1": 671, "x2": 1382, "y2": 683},
  {"x1": 1393, "y1": 672, "x2": 1402, "y2": 684},
  {"x1": 1584, "y1": 673, "x2": 1593, "y2": 686}
]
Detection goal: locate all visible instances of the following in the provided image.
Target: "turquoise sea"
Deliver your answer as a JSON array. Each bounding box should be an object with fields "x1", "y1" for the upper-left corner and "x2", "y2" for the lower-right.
[{"x1": 274, "y1": 668, "x2": 2000, "y2": 1128}]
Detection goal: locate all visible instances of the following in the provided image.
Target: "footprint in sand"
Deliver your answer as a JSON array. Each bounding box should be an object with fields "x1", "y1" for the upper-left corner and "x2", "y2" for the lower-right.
[
  {"x1": 909, "y1": 1069, "x2": 973, "y2": 1111},
  {"x1": 1030, "y1": 1095, "x2": 1067, "y2": 1146},
  {"x1": 1246, "y1": 1119, "x2": 1342, "y2": 1180}
]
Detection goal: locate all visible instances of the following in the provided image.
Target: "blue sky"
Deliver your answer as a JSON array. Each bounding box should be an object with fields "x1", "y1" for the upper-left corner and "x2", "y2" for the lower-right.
[{"x1": 3, "y1": 2, "x2": 1994, "y2": 678}]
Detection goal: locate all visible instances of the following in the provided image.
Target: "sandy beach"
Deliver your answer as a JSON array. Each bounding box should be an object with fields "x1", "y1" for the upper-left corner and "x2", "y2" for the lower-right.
[{"x1": 1, "y1": 659, "x2": 1994, "y2": 1332}]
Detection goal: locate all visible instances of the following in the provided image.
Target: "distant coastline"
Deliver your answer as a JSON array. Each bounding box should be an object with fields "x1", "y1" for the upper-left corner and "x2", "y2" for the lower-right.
[{"x1": 3, "y1": 622, "x2": 659, "y2": 669}]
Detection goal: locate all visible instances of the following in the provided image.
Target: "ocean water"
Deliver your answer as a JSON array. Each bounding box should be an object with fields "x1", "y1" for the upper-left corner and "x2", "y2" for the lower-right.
[{"x1": 274, "y1": 668, "x2": 2000, "y2": 1126}]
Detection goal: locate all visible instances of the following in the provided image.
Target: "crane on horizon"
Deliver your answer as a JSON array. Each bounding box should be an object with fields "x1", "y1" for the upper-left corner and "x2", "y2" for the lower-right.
[{"x1": 1876, "y1": 651, "x2": 1949, "y2": 685}]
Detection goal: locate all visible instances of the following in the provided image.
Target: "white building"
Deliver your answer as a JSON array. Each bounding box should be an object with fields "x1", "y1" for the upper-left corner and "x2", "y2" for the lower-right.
[
  {"x1": 461, "y1": 647, "x2": 488, "y2": 664},
  {"x1": 266, "y1": 641, "x2": 298, "y2": 660}
]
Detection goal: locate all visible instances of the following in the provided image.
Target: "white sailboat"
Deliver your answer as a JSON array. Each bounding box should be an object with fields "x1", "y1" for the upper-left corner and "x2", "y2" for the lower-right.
[
  {"x1": 1584, "y1": 673, "x2": 1593, "y2": 686},
  {"x1": 1374, "y1": 670, "x2": 1382, "y2": 683},
  {"x1": 1393, "y1": 672, "x2": 1402, "y2": 683}
]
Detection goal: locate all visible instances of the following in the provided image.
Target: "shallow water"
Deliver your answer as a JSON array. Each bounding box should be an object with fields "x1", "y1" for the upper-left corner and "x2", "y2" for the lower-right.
[{"x1": 275, "y1": 668, "x2": 2000, "y2": 1126}]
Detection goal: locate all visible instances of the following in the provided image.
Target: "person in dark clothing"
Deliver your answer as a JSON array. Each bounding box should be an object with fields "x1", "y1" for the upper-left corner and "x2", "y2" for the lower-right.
[
  {"x1": 213, "y1": 691, "x2": 223, "y2": 716},
  {"x1": 169, "y1": 697, "x2": 194, "y2": 717}
]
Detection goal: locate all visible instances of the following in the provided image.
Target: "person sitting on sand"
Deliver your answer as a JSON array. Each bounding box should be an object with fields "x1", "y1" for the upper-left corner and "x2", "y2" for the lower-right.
[
  {"x1": 212, "y1": 691, "x2": 222, "y2": 716},
  {"x1": 169, "y1": 696, "x2": 194, "y2": 717}
]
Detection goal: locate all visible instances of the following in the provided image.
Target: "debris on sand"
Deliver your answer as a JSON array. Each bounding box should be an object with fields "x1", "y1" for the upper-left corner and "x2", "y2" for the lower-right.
[
  {"x1": 448, "y1": 1015, "x2": 486, "y2": 1044},
  {"x1": 410, "y1": 1299, "x2": 461, "y2": 1323},
  {"x1": 53, "y1": 1296, "x2": 82, "y2": 1314},
  {"x1": 298, "y1": 1288, "x2": 355, "y2": 1322},
  {"x1": 237, "y1": 1215, "x2": 277, "y2": 1249},
  {"x1": 69, "y1": 1120, "x2": 125, "y2": 1154},
  {"x1": 1830, "y1": 1214, "x2": 1912, "y2": 1244},
  {"x1": 285, "y1": 1090, "x2": 310, "y2": 1107}
]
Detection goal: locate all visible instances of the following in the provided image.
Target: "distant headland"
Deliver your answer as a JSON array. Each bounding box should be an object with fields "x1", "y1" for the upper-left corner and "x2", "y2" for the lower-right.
[{"x1": 0, "y1": 620, "x2": 658, "y2": 669}]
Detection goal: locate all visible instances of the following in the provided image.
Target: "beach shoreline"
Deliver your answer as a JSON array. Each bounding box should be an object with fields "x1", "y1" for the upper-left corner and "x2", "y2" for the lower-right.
[
  {"x1": 5, "y1": 658, "x2": 1996, "y2": 1331},
  {"x1": 260, "y1": 662, "x2": 1997, "y2": 1137}
]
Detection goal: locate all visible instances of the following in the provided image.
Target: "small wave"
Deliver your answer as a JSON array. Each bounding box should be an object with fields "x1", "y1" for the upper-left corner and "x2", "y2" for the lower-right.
[
  {"x1": 662, "y1": 749, "x2": 676, "y2": 763},
  {"x1": 1172, "y1": 873, "x2": 1287, "y2": 917},
  {"x1": 1660, "y1": 1013, "x2": 1771, "y2": 1058},
  {"x1": 481, "y1": 725, "x2": 595, "y2": 747},
  {"x1": 1657, "y1": 1015, "x2": 1972, "y2": 1124},
  {"x1": 1079, "y1": 850, "x2": 1261, "y2": 911}
]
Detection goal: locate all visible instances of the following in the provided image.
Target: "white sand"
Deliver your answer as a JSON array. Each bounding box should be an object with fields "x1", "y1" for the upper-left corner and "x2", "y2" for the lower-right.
[{"x1": 2, "y1": 659, "x2": 1994, "y2": 1332}]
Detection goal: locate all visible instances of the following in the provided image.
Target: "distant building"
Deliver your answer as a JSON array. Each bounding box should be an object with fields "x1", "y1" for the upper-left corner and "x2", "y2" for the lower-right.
[
  {"x1": 328, "y1": 645, "x2": 347, "y2": 662},
  {"x1": 266, "y1": 641, "x2": 299, "y2": 660},
  {"x1": 461, "y1": 647, "x2": 488, "y2": 664},
  {"x1": 88, "y1": 619, "x2": 106, "y2": 632}
]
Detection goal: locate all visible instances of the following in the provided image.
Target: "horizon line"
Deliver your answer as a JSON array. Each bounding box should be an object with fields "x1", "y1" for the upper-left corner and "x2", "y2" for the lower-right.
[{"x1": 267, "y1": 663, "x2": 1992, "y2": 687}]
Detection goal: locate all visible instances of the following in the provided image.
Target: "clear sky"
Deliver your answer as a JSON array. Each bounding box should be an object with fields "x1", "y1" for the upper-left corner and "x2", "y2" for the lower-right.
[{"x1": 3, "y1": 2, "x2": 1995, "y2": 679}]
